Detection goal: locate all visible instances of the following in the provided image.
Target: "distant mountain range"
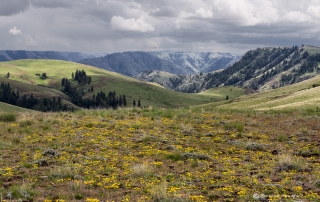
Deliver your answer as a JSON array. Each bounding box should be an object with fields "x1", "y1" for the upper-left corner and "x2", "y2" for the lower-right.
[
  {"x1": 79, "y1": 51, "x2": 241, "y2": 76},
  {"x1": 0, "y1": 50, "x2": 106, "y2": 62},
  {"x1": 136, "y1": 45, "x2": 320, "y2": 93}
]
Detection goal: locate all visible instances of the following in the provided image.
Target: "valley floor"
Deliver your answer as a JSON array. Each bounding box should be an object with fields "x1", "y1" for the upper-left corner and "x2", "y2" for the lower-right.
[{"x1": 0, "y1": 107, "x2": 320, "y2": 201}]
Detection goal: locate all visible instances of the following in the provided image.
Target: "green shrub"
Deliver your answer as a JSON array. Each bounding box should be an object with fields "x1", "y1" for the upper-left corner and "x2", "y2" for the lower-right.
[
  {"x1": 277, "y1": 134, "x2": 287, "y2": 142},
  {"x1": 8, "y1": 184, "x2": 35, "y2": 201},
  {"x1": 166, "y1": 152, "x2": 184, "y2": 161},
  {"x1": 0, "y1": 113, "x2": 17, "y2": 122},
  {"x1": 224, "y1": 122, "x2": 244, "y2": 133},
  {"x1": 314, "y1": 180, "x2": 320, "y2": 188},
  {"x1": 75, "y1": 194, "x2": 84, "y2": 200}
]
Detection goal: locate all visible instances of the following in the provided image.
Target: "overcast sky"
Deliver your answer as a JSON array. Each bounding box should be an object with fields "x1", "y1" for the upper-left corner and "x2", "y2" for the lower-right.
[{"x1": 1, "y1": 0, "x2": 320, "y2": 54}]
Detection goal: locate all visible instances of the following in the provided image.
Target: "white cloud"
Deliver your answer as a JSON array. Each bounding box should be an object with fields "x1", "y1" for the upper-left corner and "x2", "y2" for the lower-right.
[
  {"x1": 195, "y1": 8, "x2": 213, "y2": 19},
  {"x1": 212, "y1": 0, "x2": 278, "y2": 26},
  {"x1": 307, "y1": 6, "x2": 320, "y2": 18},
  {"x1": 282, "y1": 11, "x2": 312, "y2": 23},
  {"x1": 110, "y1": 16, "x2": 155, "y2": 32},
  {"x1": 9, "y1": 26, "x2": 22, "y2": 35}
]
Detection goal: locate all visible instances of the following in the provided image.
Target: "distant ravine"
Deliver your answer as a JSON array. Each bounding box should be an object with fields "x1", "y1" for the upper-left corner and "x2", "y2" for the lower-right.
[{"x1": 79, "y1": 51, "x2": 241, "y2": 76}]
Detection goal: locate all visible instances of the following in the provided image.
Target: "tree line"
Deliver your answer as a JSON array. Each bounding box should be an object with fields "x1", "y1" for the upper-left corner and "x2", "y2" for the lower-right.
[
  {"x1": 1, "y1": 69, "x2": 142, "y2": 112},
  {"x1": 0, "y1": 82, "x2": 70, "y2": 112},
  {"x1": 61, "y1": 69, "x2": 141, "y2": 109}
]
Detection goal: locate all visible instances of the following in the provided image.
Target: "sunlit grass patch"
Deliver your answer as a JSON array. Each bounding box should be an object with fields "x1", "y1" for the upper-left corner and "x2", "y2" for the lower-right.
[{"x1": 132, "y1": 163, "x2": 152, "y2": 177}]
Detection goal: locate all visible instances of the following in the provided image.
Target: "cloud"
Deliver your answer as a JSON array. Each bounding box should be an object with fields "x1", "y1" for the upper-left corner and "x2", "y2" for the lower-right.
[
  {"x1": 30, "y1": 0, "x2": 75, "y2": 9},
  {"x1": 282, "y1": 11, "x2": 312, "y2": 23},
  {"x1": 0, "y1": 0, "x2": 320, "y2": 54},
  {"x1": 9, "y1": 26, "x2": 22, "y2": 35},
  {"x1": 195, "y1": 8, "x2": 213, "y2": 19},
  {"x1": 110, "y1": 16, "x2": 155, "y2": 32},
  {"x1": 0, "y1": 0, "x2": 30, "y2": 16},
  {"x1": 307, "y1": 6, "x2": 320, "y2": 18}
]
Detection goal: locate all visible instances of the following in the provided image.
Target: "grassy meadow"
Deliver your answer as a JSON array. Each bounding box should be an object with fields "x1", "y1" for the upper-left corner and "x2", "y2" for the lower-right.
[{"x1": 1, "y1": 106, "x2": 320, "y2": 201}]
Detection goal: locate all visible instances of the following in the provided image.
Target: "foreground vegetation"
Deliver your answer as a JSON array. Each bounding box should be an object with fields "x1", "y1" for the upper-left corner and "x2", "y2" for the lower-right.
[{"x1": 1, "y1": 106, "x2": 320, "y2": 201}]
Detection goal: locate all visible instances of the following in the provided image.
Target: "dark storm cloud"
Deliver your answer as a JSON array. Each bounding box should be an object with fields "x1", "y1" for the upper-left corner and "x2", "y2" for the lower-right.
[
  {"x1": 30, "y1": 0, "x2": 75, "y2": 9},
  {"x1": 0, "y1": 0, "x2": 30, "y2": 16},
  {"x1": 150, "y1": 6, "x2": 178, "y2": 17}
]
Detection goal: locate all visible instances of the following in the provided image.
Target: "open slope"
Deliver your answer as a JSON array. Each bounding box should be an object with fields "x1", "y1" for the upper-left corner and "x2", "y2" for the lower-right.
[
  {"x1": 0, "y1": 60, "x2": 244, "y2": 109},
  {"x1": 215, "y1": 74, "x2": 320, "y2": 111},
  {"x1": 0, "y1": 102, "x2": 33, "y2": 113}
]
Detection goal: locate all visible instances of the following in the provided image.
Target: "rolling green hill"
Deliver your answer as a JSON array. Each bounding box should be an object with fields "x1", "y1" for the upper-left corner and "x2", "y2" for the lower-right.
[
  {"x1": 0, "y1": 102, "x2": 34, "y2": 113},
  {"x1": 0, "y1": 60, "x2": 244, "y2": 109},
  {"x1": 213, "y1": 74, "x2": 320, "y2": 111}
]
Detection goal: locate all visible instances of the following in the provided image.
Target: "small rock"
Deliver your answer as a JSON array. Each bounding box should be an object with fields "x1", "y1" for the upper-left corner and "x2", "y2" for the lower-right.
[
  {"x1": 40, "y1": 176, "x2": 48, "y2": 180},
  {"x1": 34, "y1": 159, "x2": 49, "y2": 167},
  {"x1": 203, "y1": 133, "x2": 214, "y2": 137},
  {"x1": 298, "y1": 137, "x2": 309, "y2": 142},
  {"x1": 265, "y1": 184, "x2": 282, "y2": 188},
  {"x1": 271, "y1": 150, "x2": 279, "y2": 155},
  {"x1": 42, "y1": 149, "x2": 60, "y2": 157},
  {"x1": 182, "y1": 153, "x2": 212, "y2": 161},
  {"x1": 165, "y1": 145, "x2": 176, "y2": 150}
]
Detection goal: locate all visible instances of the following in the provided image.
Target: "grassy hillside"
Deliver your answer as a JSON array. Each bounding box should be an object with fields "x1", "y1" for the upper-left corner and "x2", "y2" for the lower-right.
[
  {"x1": 0, "y1": 60, "x2": 244, "y2": 108},
  {"x1": 304, "y1": 45, "x2": 320, "y2": 55},
  {"x1": 0, "y1": 102, "x2": 33, "y2": 113},
  {"x1": 215, "y1": 74, "x2": 320, "y2": 111}
]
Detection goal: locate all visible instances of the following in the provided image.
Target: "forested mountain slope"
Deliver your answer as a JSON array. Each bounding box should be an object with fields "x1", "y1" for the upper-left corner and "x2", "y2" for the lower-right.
[{"x1": 136, "y1": 45, "x2": 320, "y2": 93}]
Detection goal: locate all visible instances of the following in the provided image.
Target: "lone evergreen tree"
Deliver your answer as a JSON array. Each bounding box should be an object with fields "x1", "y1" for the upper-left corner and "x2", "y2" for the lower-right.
[
  {"x1": 226, "y1": 95, "x2": 229, "y2": 100},
  {"x1": 133, "y1": 100, "x2": 136, "y2": 108},
  {"x1": 6, "y1": 72, "x2": 10, "y2": 78},
  {"x1": 138, "y1": 99, "x2": 141, "y2": 108},
  {"x1": 122, "y1": 95, "x2": 127, "y2": 106},
  {"x1": 41, "y1": 73, "x2": 47, "y2": 79}
]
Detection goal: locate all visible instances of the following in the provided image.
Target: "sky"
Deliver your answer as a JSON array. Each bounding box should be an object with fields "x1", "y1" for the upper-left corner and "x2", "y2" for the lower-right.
[{"x1": 1, "y1": 0, "x2": 320, "y2": 54}]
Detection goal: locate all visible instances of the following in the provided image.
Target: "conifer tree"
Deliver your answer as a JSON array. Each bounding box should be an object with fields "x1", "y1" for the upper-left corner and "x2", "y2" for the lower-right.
[
  {"x1": 138, "y1": 99, "x2": 141, "y2": 108},
  {"x1": 122, "y1": 95, "x2": 127, "y2": 106}
]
